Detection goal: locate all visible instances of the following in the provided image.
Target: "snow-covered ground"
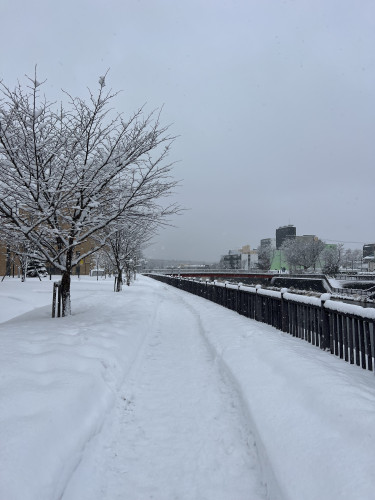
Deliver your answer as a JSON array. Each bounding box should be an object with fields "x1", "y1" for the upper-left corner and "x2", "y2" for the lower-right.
[{"x1": 1, "y1": 275, "x2": 375, "y2": 500}]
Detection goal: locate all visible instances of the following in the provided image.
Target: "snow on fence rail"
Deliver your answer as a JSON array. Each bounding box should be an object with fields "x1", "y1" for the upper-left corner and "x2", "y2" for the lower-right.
[{"x1": 148, "y1": 274, "x2": 375, "y2": 372}]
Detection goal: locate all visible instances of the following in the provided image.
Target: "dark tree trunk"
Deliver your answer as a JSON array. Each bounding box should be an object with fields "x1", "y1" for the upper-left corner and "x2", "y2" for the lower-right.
[
  {"x1": 60, "y1": 269, "x2": 71, "y2": 316},
  {"x1": 21, "y1": 263, "x2": 26, "y2": 282},
  {"x1": 115, "y1": 267, "x2": 123, "y2": 292},
  {"x1": 60, "y1": 248, "x2": 73, "y2": 316},
  {"x1": 126, "y1": 267, "x2": 131, "y2": 286}
]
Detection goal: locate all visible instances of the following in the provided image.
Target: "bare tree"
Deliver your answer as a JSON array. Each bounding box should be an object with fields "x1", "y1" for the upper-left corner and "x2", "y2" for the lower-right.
[
  {"x1": 320, "y1": 243, "x2": 344, "y2": 276},
  {"x1": 101, "y1": 217, "x2": 157, "y2": 291},
  {"x1": 257, "y1": 243, "x2": 276, "y2": 271},
  {"x1": 342, "y1": 248, "x2": 362, "y2": 271},
  {"x1": 0, "y1": 222, "x2": 35, "y2": 280},
  {"x1": 281, "y1": 237, "x2": 325, "y2": 272},
  {"x1": 0, "y1": 71, "x2": 179, "y2": 315}
]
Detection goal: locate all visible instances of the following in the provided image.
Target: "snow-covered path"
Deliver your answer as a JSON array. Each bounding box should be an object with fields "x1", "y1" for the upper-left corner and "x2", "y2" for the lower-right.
[
  {"x1": 62, "y1": 285, "x2": 266, "y2": 500},
  {"x1": 1, "y1": 275, "x2": 375, "y2": 500}
]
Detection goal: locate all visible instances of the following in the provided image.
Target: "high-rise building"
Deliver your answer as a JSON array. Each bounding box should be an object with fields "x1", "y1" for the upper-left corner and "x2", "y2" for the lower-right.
[
  {"x1": 363, "y1": 243, "x2": 375, "y2": 258},
  {"x1": 276, "y1": 225, "x2": 296, "y2": 249}
]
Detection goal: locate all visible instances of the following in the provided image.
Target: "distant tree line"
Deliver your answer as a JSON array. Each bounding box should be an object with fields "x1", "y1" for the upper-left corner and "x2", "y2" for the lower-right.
[{"x1": 257, "y1": 239, "x2": 363, "y2": 275}]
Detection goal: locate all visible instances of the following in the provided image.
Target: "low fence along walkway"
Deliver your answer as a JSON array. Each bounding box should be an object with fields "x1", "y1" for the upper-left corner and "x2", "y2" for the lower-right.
[{"x1": 149, "y1": 275, "x2": 375, "y2": 373}]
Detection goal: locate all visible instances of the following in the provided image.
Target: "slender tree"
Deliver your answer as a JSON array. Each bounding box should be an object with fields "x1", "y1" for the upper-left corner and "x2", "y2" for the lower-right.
[
  {"x1": 257, "y1": 243, "x2": 275, "y2": 271},
  {"x1": 0, "y1": 222, "x2": 34, "y2": 280},
  {"x1": 101, "y1": 217, "x2": 157, "y2": 291},
  {"x1": 320, "y1": 244, "x2": 344, "y2": 276},
  {"x1": 342, "y1": 248, "x2": 362, "y2": 271}
]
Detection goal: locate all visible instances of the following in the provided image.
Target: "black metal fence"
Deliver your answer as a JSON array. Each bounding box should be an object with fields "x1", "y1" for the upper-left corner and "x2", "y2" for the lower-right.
[{"x1": 149, "y1": 275, "x2": 375, "y2": 373}]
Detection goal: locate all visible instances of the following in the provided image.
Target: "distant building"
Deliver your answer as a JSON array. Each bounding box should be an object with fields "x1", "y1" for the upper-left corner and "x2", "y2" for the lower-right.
[
  {"x1": 298, "y1": 234, "x2": 316, "y2": 242},
  {"x1": 0, "y1": 238, "x2": 96, "y2": 277},
  {"x1": 270, "y1": 249, "x2": 289, "y2": 271},
  {"x1": 240, "y1": 245, "x2": 258, "y2": 270},
  {"x1": 260, "y1": 238, "x2": 276, "y2": 249},
  {"x1": 276, "y1": 225, "x2": 296, "y2": 249},
  {"x1": 363, "y1": 243, "x2": 375, "y2": 272},
  {"x1": 294, "y1": 234, "x2": 320, "y2": 245},
  {"x1": 220, "y1": 245, "x2": 258, "y2": 270},
  {"x1": 221, "y1": 249, "x2": 241, "y2": 269},
  {"x1": 363, "y1": 243, "x2": 375, "y2": 259}
]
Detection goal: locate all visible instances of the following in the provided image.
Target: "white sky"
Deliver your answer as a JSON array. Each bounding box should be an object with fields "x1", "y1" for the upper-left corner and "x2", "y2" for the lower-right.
[{"x1": 1, "y1": 0, "x2": 374, "y2": 261}]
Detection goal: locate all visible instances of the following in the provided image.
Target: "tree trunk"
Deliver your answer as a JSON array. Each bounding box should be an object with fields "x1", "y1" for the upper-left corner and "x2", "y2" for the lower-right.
[
  {"x1": 126, "y1": 267, "x2": 131, "y2": 286},
  {"x1": 61, "y1": 248, "x2": 73, "y2": 316},
  {"x1": 60, "y1": 269, "x2": 71, "y2": 316},
  {"x1": 115, "y1": 267, "x2": 123, "y2": 292},
  {"x1": 21, "y1": 264, "x2": 26, "y2": 282}
]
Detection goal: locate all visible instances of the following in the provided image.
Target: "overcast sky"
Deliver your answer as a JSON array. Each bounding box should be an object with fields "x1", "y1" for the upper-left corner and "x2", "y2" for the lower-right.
[{"x1": 1, "y1": 0, "x2": 374, "y2": 262}]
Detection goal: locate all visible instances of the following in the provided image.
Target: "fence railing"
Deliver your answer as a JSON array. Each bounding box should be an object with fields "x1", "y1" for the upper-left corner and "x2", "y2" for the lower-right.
[
  {"x1": 332, "y1": 286, "x2": 375, "y2": 297},
  {"x1": 338, "y1": 273, "x2": 375, "y2": 281},
  {"x1": 148, "y1": 275, "x2": 375, "y2": 373}
]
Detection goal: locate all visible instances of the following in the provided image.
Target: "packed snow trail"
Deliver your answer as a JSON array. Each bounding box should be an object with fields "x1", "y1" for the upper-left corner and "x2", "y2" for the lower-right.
[
  {"x1": 62, "y1": 283, "x2": 266, "y2": 500},
  {"x1": 1, "y1": 276, "x2": 375, "y2": 500}
]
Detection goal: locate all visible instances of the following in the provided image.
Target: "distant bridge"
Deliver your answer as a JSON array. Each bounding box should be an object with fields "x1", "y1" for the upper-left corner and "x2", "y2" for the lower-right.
[{"x1": 143, "y1": 269, "x2": 276, "y2": 280}]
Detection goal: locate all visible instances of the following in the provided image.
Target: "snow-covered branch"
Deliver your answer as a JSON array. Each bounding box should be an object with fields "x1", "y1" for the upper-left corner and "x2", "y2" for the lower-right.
[{"x1": 0, "y1": 73, "x2": 180, "y2": 314}]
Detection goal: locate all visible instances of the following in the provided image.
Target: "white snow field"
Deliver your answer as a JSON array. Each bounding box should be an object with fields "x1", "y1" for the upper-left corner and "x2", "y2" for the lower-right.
[{"x1": 0, "y1": 275, "x2": 375, "y2": 500}]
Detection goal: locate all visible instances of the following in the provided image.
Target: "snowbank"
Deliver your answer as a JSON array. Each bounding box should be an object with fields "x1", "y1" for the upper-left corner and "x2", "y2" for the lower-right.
[{"x1": 0, "y1": 276, "x2": 161, "y2": 500}]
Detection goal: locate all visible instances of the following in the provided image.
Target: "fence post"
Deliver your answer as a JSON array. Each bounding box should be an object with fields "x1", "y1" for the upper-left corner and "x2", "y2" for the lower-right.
[
  {"x1": 255, "y1": 285, "x2": 261, "y2": 322},
  {"x1": 281, "y1": 288, "x2": 288, "y2": 332},
  {"x1": 320, "y1": 293, "x2": 331, "y2": 350}
]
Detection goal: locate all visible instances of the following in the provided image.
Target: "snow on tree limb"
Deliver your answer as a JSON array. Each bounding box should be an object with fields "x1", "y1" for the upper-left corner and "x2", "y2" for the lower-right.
[{"x1": 0, "y1": 72, "x2": 180, "y2": 314}]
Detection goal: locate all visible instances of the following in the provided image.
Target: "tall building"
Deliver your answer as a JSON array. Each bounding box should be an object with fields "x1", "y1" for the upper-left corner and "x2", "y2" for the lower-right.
[
  {"x1": 240, "y1": 245, "x2": 258, "y2": 270},
  {"x1": 260, "y1": 238, "x2": 276, "y2": 249},
  {"x1": 276, "y1": 225, "x2": 296, "y2": 249},
  {"x1": 363, "y1": 243, "x2": 375, "y2": 258}
]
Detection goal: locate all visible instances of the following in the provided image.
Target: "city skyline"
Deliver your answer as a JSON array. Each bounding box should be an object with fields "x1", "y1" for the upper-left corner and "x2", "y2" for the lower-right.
[{"x1": 147, "y1": 223, "x2": 374, "y2": 264}]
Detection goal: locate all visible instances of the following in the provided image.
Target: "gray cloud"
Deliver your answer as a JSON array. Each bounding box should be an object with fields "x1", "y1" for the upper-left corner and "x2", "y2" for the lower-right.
[{"x1": 2, "y1": 0, "x2": 374, "y2": 261}]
